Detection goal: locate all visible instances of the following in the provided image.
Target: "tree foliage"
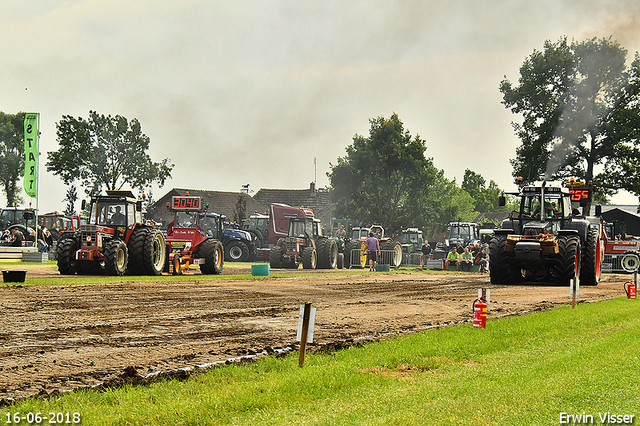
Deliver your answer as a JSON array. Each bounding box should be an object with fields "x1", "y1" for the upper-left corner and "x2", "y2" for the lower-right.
[
  {"x1": 46, "y1": 111, "x2": 174, "y2": 196},
  {"x1": 328, "y1": 113, "x2": 474, "y2": 237},
  {"x1": 462, "y1": 169, "x2": 507, "y2": 213},
  {"x1": 0, "y1": 111, "x2": 26, "y2": 206},
  {"x1": 63, "y1": 185, "x2": 78, "y2": 216},
  {"x1": 500, "y1": 37, "x2": 640, "y2": 200}
]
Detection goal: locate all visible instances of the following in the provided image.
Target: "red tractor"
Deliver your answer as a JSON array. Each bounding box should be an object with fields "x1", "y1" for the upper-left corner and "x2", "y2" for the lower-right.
[
  {"x1": 269, "y1": 210, "x2": 338, "y2": 270},
  {"x1": 164, "y1": 194, "x2": 224, "y2": 275},
  {"x1": 57, "y1": 191, "x2": 166, "y2": 276}
]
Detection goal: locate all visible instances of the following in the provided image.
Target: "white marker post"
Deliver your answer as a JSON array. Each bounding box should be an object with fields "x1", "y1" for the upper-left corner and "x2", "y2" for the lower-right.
[
  {"x1": 478, "y1": 288, "x2": 490, "y2": 311},
  {"x1": 570, "y1": 277, "x2": 580, "y2": 308},
  {"x1": 296, "y1": 303, "x2": 316, "y2": 367}
]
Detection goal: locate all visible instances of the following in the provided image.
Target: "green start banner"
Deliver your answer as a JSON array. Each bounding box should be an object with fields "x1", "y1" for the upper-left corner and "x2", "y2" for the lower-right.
[{"x1": 23, "y1": 112, "x2": 39, "y2": 198}]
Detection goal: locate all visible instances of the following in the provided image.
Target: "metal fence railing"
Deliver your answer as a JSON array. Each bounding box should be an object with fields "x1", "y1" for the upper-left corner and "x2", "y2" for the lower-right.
[
  {"x1": 349, "y1": 249, "x2": 400, "y2": 269},
  {"x1": 401, "y1": 253, "x2": 423, "y2": 266}
]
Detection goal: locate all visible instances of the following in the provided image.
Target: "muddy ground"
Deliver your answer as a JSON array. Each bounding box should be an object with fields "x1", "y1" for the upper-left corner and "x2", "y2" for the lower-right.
[{"x1": 0, "y1": 263, "x2": 631, "y2": 402}]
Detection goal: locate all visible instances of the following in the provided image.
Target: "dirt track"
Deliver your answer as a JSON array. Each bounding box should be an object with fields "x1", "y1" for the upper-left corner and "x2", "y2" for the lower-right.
[{"x1": 0, "y1": 263, "x2": 631, "y2": 402}]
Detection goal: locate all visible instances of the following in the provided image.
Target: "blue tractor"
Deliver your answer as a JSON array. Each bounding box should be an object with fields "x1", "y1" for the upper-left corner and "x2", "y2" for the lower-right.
[{"x1": 200, "y1": 213, "x2": 256, "y2": 262}]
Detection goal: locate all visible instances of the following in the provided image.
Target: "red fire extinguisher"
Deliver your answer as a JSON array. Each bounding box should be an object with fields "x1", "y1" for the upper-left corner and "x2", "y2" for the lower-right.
[
  {"x1": 625, "y1": 281, "x2": 636, "y2": 299},
  {"x1": 473, "y1": 299, "x2": 487, "y2": 328}
]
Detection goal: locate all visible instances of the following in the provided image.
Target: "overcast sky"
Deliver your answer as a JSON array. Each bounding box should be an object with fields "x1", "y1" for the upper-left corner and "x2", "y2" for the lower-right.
[{"x1": 2, "y1": 0, "x2": 639, "y2": 212}]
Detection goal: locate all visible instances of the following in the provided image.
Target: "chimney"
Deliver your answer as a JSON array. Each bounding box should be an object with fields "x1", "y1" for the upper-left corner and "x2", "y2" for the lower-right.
[{"x1": 309, "y1": 182, "x2": 316, "y2": 196}]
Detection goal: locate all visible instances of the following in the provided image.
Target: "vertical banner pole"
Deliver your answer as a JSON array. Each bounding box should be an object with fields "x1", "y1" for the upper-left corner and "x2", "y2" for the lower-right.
[{"x1": 24, "y1": 113, "x2": 40, "y2": 241}]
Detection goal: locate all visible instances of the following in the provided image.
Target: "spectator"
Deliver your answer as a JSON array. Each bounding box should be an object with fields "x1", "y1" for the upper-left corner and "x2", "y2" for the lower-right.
[
  {"x1": 420, "y1": 240, "x2": 432, "y2": 268},
  {"x1": 444, "y1": 247, "x2": 460, "y2": 271},
  {"x1": 471, "y1": 242, "x2": 481, "y2": 259},
  {"x1": 37, "y1": 227, "x2": 49, "y2": 252},
  {"x1": 365, "y1": 231, "x2": 380, "y2": 272},
  {"x1": 11, "y1": 228, "x2": 24, "y2": 247},
  {"x1": 460, "y1": 247, "x2": 473, "y2": 272},
  {"x1": 475, "y1": 247, "x2": 489, "y2": 273},
  {"x1": 456, "y1": 242, "x2": 464, "y2": 254}
]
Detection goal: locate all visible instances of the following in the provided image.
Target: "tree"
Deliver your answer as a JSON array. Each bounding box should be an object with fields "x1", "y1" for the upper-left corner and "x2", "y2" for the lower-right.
[
  {"x1": 0, "y1": 111, "x2": 26, "y2": 206},
  {"x1": 461, "y1": 169, "x2": 506, "y2": 213},
  {"x1": 500, "y1": 37, "x2": 640, "y2": 202},
  {"x1": 63, "y1": 185, "x2": 78, "y2": 216},
  {"x1": 46, "y1": 111, "x2": 174, "y2": 196},
  {"x1": 234, "y1": 195, "x2": 247, "y2": 225},
  {"x1": 328, "y1": 113, "x2": 474, "y2": 237}
]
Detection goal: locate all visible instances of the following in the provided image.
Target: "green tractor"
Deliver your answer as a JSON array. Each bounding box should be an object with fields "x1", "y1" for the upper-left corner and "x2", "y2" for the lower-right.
[{"x1": 401, "y1": 228, "x2": 423, "y2": 265}]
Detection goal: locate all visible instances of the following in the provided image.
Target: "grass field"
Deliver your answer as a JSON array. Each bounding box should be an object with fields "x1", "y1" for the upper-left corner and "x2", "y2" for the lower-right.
[{"x1": 1, "y1": 296, "x2": 639, "y2": 425}]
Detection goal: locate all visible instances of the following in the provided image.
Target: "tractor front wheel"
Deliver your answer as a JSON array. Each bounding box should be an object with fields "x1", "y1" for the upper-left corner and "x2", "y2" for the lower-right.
[
  {"x1": 105, "y1": 240, "x2": 128, "y2": 276},
  {"x1": 199, "y1": 239, "x2": 224, "y2": 274},
  {"x1": 302, "y1": 246, "x2": 317, "y2": 269},
  {"x1": 57, "y1": 235, "x2": 79, "y2": 275}
]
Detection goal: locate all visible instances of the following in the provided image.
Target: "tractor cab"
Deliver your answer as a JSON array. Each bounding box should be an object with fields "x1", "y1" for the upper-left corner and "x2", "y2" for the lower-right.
[
  {"x1": 0, "y1": 207, "x2": 37, "y2": 242},
  {"x1": 86, "y1": 191, "x2": 143, "y2": 228},
  {"x1": 199, "y1": 213, "x2": 224, "y2": 240},
  {"x1": 288, "y1": 217, "x2": 317, "y2": 240},
  {"x1": 401, "y1": 228, "x2": 423, "y2": 253},
  {"x1": 446, "y1": 222, "x2": 479, "y2": 249}
]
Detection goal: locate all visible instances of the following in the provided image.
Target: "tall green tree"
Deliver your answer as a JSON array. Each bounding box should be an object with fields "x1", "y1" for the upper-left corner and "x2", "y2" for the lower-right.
[
  {"x1": 461, "y1": 169, "x2": 505, "y2": 213},
  {"x1": 46, "y1": 111, "x2": 174, "y2": 196},
  {"x1": 0, "y1": 111, "x2": 26, "y2": 206},
  {"x1": 500, "y1": 37, "x2": 640, "y2": 200},
  {"x1": 328, "y1": 113, "x2": 474, "y2": 237}
]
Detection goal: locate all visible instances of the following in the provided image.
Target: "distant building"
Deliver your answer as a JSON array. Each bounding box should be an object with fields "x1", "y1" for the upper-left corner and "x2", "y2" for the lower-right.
[
  {"x1": 600, "y1": 205, "x2": 640, "y2": 237},
  {"x1": 252, "y1": 182, "x2": 334, "y2": 229}
]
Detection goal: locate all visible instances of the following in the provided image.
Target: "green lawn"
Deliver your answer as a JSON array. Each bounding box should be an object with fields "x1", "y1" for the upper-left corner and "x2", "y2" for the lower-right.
[{"x1": 2, "y1": 297, "x2": 639, "y2": 425}]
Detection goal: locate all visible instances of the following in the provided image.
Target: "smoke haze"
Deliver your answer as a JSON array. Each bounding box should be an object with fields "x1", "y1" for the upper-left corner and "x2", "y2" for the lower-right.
[{"x1": 1, "y1": 0, "x2": 639, "y2": 210}]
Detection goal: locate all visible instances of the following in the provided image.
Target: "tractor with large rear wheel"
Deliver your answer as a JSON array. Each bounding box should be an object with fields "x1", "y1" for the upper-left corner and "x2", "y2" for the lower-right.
[
  {"x1": 56, "y1": 190, "x2": 166, "y2": 276},
  {"x1": 490, "y1": 181, "x2": 604, "y2": 286},
  {"x1": 269, "y1": 213, "x2": 337, "y2": 270}
]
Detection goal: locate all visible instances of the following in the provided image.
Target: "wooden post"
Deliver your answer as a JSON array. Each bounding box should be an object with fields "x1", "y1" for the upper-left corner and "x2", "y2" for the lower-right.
[{"x1": 299, "y1": 302, "x2": 312, "y2": 367}]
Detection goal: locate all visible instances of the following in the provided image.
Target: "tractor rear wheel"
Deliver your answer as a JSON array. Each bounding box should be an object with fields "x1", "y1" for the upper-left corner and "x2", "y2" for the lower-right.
[
  {"x1": 127, "y1": 227, "x2": 149, "y2": 275},
  {"x1": 553, "y1": 235, "x2": 580, "y2": 286},
  {"x1": 489, "y1": 234, "x2": 511, "y2": 284},
  {"x1": 270, "y1": 245, "x2": 283, "y2": 268},
  {"x1": 317, "y1": 238, "x2": 337, "y2": 269},
  {"x1": 198, "y1": 238, "x2": 224, "y2": 274},
  {"x1": 105, "y1": 240, "x2": 128, "y2": 276},
  {"x1": 301, "y1": 246, "x2": 317, "y2": 269},
  {"x1": 143, "y1": 230, "x2": 166, "y2": 276},
  {"x1": 225, "y1": 241, "x2": 249, "y2": 262},
  {"x1": 581, "y1": 226, "x2": 601, "y2": 286},
  {"x1": 57, "y1": 235, "x2": 79, "y2": 275}
]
